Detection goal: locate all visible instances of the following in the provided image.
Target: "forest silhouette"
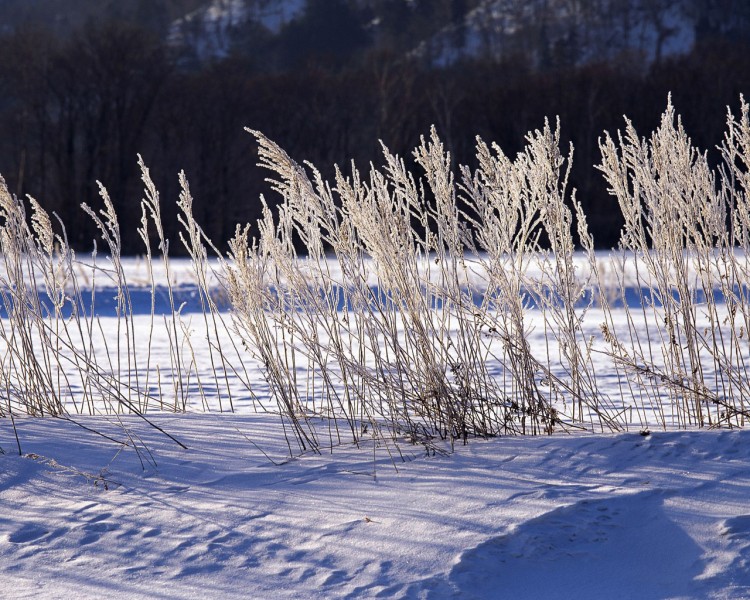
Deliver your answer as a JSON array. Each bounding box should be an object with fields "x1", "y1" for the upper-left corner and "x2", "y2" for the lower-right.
[{"x1": 0, "y1": 0, "x2": 749, "y2": 252}]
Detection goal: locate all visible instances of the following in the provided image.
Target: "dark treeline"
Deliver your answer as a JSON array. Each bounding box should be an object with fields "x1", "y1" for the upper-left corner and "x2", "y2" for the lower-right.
[{"x1": 1, "y1": 16, "x2": 750, "y2": 252}]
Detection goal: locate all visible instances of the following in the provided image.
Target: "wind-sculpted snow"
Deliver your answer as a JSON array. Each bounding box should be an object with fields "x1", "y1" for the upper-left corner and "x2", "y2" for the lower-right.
[{"x1": 2, "y1": 418, "x2": 750, "y2": 598}]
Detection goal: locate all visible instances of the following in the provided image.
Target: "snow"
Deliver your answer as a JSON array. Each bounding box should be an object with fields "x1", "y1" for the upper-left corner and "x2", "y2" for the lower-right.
[
  {"x1": 3, "y1": 416, "x2": 750, "y2": 598},
  {"x1": 168, "y1": 0, "x2": 306, "y2": 61},
  {"x1": 2, "y1": 255, "x2": 750, "y2": 598},
  {"x1": 168, "y1": 0, "x2": 248, "y2": 60},
  {"x1": 424, "y1": 0, "x2": 696, "y2": 68},
  {"x1": 250, "y1": 0, "x2": 306, "y2": 33}
]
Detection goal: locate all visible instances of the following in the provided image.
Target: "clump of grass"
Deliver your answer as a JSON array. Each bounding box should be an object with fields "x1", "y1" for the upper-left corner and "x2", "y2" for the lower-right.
[
  {"x1": 226, "y1": 122, "x2": 609, "y2": 453},
  {"x1": 595, "y1": 96, "x2": 750, "y2": 429},
  {"x1": 460, "y1": 119, "x2": 617, "y2": 434},
  {"x1": 5, "y1": 97, "x2": 750, "y2": 461}
]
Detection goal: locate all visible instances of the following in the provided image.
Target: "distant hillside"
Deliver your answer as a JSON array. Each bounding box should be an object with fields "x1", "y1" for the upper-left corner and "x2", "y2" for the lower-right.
[
  {"x1": 168, "y1": 0, "x2": 307, "y2": 62},
  {"x1": 168, "y1": 0, "x2": 750, "y2": 70},
  {"x1": 420, "y1": 0, "x2": 694, "y2": 67},
  {"x1": 420, "y1": 0, "x2": 750, "y2": 68},
  {"x1": 2, "y1": 0, "x2": 747, "y2": 70},
  {"x1": 0, "y1": 0, "x2": 206, "y2": 36},
  {"x1": 1, "y1": 0, "x2": 749, "y2": 255}
]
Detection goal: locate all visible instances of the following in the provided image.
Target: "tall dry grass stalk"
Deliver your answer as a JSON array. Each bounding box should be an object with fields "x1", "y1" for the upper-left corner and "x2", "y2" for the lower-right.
[
  {"x1": 596, "y1": 96, "x2": 750, "y2": 429},
  {"x1": 4, "y1": 97, "x2": 750, "y2": 459},
  {"x1": 226, "y1": 122, "x2": 616, "y2": 453}
]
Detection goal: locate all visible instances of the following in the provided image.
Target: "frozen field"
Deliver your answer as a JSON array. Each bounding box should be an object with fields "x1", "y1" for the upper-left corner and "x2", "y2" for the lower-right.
[{"x1": 1, "y1": 253, "x2": 749, "y2": 599}]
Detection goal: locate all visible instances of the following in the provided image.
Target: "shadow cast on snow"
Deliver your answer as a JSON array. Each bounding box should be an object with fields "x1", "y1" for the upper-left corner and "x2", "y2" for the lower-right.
[{"x1": 401, "y1": 490, "x2": 706, "y2": 600}]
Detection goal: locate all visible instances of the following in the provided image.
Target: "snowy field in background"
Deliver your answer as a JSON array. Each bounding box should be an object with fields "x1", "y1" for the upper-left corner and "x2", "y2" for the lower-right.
[
  {"x1": 2, "y1": 250, "x2": 741, "y2": 316},
  {"x1": 2, "y1": 255, "x2": 750, "y2": 598}
]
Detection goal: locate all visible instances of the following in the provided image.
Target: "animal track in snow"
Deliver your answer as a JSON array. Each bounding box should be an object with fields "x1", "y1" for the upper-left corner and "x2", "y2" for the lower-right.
[{"x1": 8, "y1": 523, "x2": 49, "y2": 545}]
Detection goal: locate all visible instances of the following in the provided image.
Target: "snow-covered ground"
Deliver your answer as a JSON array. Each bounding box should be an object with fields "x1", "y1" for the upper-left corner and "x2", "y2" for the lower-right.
[
  {"x1": 3, "y1": 415, "x2": 750, "y2": 598},
  {"x1": 2, "y1": 256, "x2": 750, "y2": 598}
]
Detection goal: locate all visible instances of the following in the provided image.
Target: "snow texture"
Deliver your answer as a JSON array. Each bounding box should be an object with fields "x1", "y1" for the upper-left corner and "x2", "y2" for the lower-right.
[
  {"x1": 1, "y1": 255, "x2": 749, "y2": 598},
  {"x1": 2, "y1": 417, "x2": 750, "y2": 598}
]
